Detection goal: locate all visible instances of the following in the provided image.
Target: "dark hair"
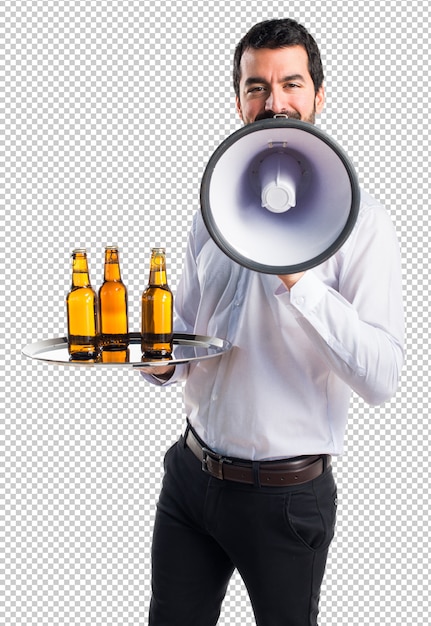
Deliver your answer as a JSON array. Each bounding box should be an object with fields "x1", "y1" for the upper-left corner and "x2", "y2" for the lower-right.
[{"x1": 233, "y1": 19, "x2": 324, "y2": 98}]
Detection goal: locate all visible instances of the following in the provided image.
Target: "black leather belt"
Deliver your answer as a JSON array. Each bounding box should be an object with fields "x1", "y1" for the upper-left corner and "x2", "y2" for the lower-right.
[{"x1": 185, "y1": 426, "x2": 331, "y2": 487}]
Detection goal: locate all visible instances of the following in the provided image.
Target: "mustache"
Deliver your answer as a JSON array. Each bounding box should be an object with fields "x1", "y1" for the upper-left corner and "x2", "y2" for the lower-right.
[{"x1": 254, "y1": 110, "x2": 302, "y2": 122}]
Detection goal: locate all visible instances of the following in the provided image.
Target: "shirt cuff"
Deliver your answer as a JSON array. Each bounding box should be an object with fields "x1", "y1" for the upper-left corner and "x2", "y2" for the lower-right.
[{"x1": 140, "y1": 362, "x2": 187, "y2": 386}]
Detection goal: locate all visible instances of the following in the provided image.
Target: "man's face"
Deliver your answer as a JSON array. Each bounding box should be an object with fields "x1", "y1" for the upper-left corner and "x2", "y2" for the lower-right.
[{"x1": 236, "y1": 45, "x2": 325, "y2": 125}]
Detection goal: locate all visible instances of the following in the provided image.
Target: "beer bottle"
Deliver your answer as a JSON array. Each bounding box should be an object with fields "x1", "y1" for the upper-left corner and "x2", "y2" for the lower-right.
[
  {"x1": 98, "y1": 246, "x2": 129, "y2": 349},
  {"x1": 141, "y1": 248, "x2": 173, "y2": 358},
  {"x1": 66, "y1": 249, "x2": 99, "y2": 360}
]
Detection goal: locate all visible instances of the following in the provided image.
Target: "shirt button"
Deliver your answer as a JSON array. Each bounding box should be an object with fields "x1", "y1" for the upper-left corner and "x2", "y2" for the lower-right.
[{"x1": 295, "y1": 297, "x2": 305, "y2": 306}]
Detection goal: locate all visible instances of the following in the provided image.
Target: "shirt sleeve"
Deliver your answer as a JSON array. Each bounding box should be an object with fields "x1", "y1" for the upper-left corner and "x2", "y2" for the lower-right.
[{"x1": 276, "y1": 200, "x2": 405, "y2": 405}]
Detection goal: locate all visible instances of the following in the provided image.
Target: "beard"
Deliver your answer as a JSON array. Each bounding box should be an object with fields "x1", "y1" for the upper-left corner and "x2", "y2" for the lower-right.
[{"x1": 254, "y1": 107, "x2": 316, "y2": 124}]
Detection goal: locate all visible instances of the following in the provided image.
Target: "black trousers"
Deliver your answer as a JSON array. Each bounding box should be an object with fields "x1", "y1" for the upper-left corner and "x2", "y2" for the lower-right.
[{"x1": 149, "y1": 435, "x2": 338, "y2": 626}]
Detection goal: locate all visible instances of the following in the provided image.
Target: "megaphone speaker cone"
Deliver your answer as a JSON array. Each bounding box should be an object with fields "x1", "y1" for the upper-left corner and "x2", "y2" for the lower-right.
[
  {"x1": 200, "y1": 118, "x2": 360, "y2": 274},
  {"x1": 260, "y1": 152, "x2": 302, "y2": 213}
]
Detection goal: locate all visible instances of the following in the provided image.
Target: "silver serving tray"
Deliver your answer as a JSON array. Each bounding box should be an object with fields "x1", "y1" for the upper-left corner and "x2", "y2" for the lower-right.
[{"x1": 22, "y1": 332, "x2": 232, "y2": 368}]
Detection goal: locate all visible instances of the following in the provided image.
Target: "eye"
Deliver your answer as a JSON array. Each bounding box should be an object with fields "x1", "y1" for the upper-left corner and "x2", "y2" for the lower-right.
[{"x1": 246, "y1": 85, "x2": 267, "y2": 97}]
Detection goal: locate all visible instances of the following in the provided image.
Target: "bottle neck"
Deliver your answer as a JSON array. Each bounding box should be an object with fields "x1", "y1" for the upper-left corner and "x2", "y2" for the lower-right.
[
  {"x1": 149, "y1": 268, "x2": 168, "y2": 285},
  {"x1": 71, "y1": 252, "x2": 91, "y2": 288},
  {"x1": 148, "y1": 250, "x2": 168, "y2": 286},
  {"x1": 104, "y1": 248, "x2": 122, "y2": 281}
]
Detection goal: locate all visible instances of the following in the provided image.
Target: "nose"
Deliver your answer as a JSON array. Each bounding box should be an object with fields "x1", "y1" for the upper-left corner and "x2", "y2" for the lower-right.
[{"x1": 264, "y1": 89, "x2": 285, "y2": 114}]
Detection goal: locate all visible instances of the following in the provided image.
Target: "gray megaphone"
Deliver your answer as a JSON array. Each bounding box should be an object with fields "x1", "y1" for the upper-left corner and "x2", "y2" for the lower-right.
[{"x1": 200, "y1": 117, "x2": 360, "y2": 274}]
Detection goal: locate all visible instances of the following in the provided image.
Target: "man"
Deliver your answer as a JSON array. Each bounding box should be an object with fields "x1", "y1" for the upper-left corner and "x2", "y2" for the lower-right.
[{"x1": 142, "y1": 18, "x2": 404, "y2": 626}]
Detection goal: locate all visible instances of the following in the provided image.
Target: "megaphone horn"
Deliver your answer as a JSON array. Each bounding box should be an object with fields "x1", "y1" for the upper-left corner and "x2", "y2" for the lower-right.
[{"x1": 200, "y1": 117, "x2": 360, "y2": 274}]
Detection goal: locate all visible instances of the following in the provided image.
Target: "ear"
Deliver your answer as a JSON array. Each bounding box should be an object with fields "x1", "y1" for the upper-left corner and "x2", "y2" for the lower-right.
[
  {"x1": 235, "y1": 95, "x2": 244, "y2": 121},
  {"x1": 315, "y1": 84, "x2": 325, "y2": 115}
]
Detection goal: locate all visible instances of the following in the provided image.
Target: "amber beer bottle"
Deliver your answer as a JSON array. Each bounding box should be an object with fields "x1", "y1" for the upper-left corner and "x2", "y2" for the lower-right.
[
  {"x1": 66, "y1": 249, "x2": 99, "y2": 359},
  {"x1": 141, "y1": 248, "x2": 173, "y2": 358},
  {"x1": 98, "y1": 246, "x2": 129, "y2": 349}
]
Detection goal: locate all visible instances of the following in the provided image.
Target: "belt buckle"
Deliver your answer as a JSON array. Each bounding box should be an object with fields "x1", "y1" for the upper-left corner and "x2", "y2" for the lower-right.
[{"x1": 202, "y1": 447, "x2": 231, "y2": 480}]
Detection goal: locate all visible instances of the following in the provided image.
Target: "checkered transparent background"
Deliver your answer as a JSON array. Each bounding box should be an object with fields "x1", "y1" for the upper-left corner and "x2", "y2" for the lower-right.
[{"x1": 3, "y1": 0, "x2": 429, "y2": 624}]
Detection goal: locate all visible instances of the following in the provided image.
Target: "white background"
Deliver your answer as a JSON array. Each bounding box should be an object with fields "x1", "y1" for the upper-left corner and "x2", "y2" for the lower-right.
[{"x1": 3, "y1": 1, "x2": 429, "y2": 624}]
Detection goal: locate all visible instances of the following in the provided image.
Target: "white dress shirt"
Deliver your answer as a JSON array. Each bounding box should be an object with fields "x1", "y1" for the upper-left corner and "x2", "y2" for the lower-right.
[{"x1": 145, "y1": 189, "x2": 404, "y2": 460}]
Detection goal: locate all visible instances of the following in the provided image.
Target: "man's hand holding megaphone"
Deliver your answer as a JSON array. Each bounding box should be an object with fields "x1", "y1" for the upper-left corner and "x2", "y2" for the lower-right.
[{"x1": 278, "y1": 271, "x2": 305, "y2": 290}]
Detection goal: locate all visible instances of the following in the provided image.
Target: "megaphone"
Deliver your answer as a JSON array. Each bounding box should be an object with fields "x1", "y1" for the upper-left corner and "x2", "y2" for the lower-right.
[{"x1": 200, "y1": 117, "x2": 360, "y2": 274}]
